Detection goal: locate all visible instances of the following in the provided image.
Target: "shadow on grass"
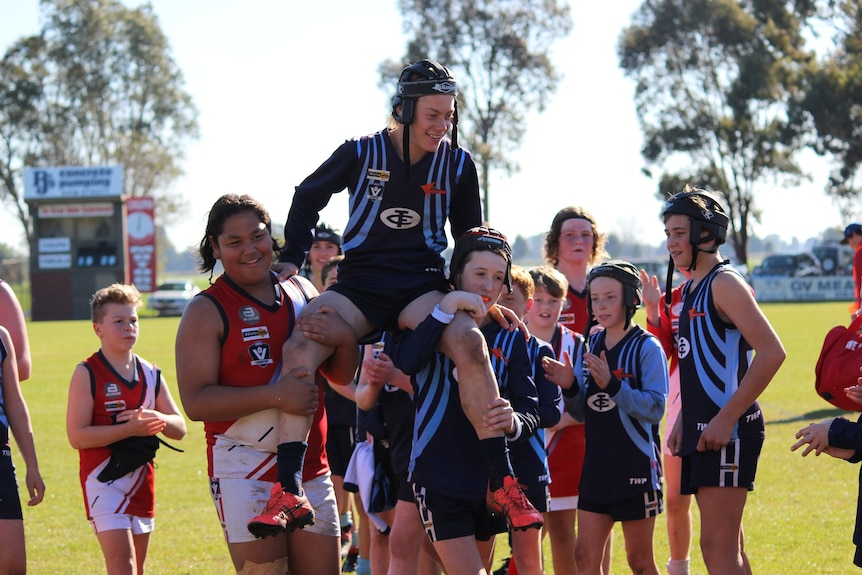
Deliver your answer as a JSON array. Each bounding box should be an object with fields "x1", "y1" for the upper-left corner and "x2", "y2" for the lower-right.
[{"x1": 770, "y1": 406, "x2": 855, "y2": 424}]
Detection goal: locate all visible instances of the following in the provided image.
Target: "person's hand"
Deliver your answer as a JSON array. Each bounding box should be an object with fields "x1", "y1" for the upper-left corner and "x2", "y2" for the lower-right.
[
  {"x1": 482, "y1": 397, "x2": 516, "y2": 434},
  {"x1": 115, "y1": 407, "x2": 167, "y2": 437},
  {"x1": 25, "y1": 467, "x2": 45, "y2": 506},
  {"x1": 273, "y1": 367, "x2": 319, "y2": 416},
  {"x1": 639, "y1": 269, "x2": 662, "y2": 308},
  {"x1": 439, "y1": 291, "x2": 486, "y2": 321},
  {"x1": 583, "y1": 350, "x2": 611, "y2": 389},
  {"x1": 791, "y1": 419, "x2": 835, "y2": 457},
  {"x1": 363, "y1": 352, "x2": 397, "y2": 385},
  {"x1": 696, "y1": 413, "x2": 734, "y2": 452},
  {"x1": 667, "y1": 416, "x2": 682, "y2": 455},
  {"x1": 846, "y1": 384, "x2": 862, "y2": 406},
  {"x1": 542, "y1": 351, "x2": 575, "y2": 389},
  {"x1": 488, "y1": 304, "x2": 527, "y2": 337},
  {"x1": 297, "y1": 305, "x2": 356, "y2": 348},
  {"x1": 273, "y1": 261, "x2": 299, "y2": 282}
]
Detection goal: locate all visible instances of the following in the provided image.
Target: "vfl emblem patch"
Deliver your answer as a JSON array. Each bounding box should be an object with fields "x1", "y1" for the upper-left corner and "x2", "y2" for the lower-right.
[
  {"x1": 381, "y1": 207, "x2": 421, "y2": 230},
  {"x1": 103, "y1": 382, "x2": 122, "y2": 398},
  {"x1": 367, "y1": 184, "x2": 384, "y2": 202},
  {"x1": 367, "y1": 169, "x2": 390, "y2": 182},
  {"x1": 104, "y1": 400, "x2": 126, "y2": 412},
  {"x1": 248, "y1": 341, "x2": 273, "y2": 367},
  {"x1": 239, "y1": 306, "x2": 261, "y2": 325},
  {"x1": 242, "y1": 326, "x2": 270, "y2": 342},
  {"x1": 559, "y1": 312, "x2": 575, "y2": 325},
  {"x1": 587, "y1": 392, "x2": 616, "y2": 412}
]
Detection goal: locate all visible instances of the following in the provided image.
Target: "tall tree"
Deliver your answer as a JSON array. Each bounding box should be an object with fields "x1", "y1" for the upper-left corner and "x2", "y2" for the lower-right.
[
  {"x1": 0, "y1": 0, "x2": 198, "y2": 247},
  {"x1": 793, "y1": 1, "x2": 862, "y2": 221},
  {"x1": 382, "y1": 0, "x2": 572, "y2": 222},
  {"x1": 619, "y1": 0, "x2": 815, "y2": 265}
]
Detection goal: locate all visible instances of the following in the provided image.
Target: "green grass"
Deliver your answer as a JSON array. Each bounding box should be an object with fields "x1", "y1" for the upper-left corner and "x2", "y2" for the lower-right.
[{"x1": 12, "y1": 302, "x2": 862, "y2": 573}]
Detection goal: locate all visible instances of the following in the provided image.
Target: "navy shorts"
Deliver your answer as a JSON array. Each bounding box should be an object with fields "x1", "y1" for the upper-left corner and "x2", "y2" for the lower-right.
[
  {"x1": 680, "y1": 436, "x2": 763, "y2": 494},
  {"x1": 329, "y1": 276, "x2": 450, "y2": 341},
  {"x1": 0, "y1": 454, "x2": 23, "y2": 521},
  {"x1": 326, "y1": 425, "x2": 356, "y2": 477},
  {"x1": 578, "y1": 489, "x2": 663, "y2": 522},
  {"x1": 412, "y1": 483, "x2": 507, "y2": 542}
]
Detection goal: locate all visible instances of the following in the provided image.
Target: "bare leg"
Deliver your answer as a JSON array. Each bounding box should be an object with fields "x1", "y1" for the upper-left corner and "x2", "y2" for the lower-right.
[
  {"x1": 665, "y1": 454, "x2": 692, "y2": 574},
  {"x1": 696, "y1": 487, "x2": 748, "y2": 574},
  {"x1": 544, "y1": 509, "x2": 576, "y2": 575}
]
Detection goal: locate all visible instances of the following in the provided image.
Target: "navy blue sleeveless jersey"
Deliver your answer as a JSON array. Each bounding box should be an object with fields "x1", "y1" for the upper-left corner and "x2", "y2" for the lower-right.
[
  {"x1": 676, "y1": 262, "x2": 763, "y2": 456},
  {"x1": 281, "y1": 130, "x2": 482, "y2": 289},
  {"x1": 576, "y1": 326, "x2": 667, "y2": 505},
  {"x1": 508, "y1": 335, "x2": 562, "y2": 486},
  {"x1": 403, "y1": 318, "x2": 538, "y2": 499}
]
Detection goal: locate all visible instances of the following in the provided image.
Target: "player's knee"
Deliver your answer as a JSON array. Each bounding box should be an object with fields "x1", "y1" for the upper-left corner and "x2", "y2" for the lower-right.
[
  {"x1": 443, "y1": 322, "x2": 487, "y2": 366},
  {"x1": 236, "y1": 557, "x2": 289, "y2": 575}
]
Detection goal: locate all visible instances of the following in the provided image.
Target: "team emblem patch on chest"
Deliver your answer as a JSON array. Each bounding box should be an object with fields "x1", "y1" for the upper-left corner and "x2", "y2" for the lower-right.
[
  {"x1": 248, "y1": 341, "x2": 273, "y2": 367},
  {"x1": 588, "y1": 391, "x2": 616, "y2": 412},
  {"x1": 381, "y1": 207, "x2": 421, "y2": 230}
]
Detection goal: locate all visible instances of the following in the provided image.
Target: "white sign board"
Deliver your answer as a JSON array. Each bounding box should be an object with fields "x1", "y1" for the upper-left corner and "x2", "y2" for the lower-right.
[
  {"x1": 38, "y1": 237, "x2": 71, "y2": 253},
  {"x1": 751, "y1": 276, "x2": 855, "y2": 302},
  {"x1": 24, "y1": 166, "x2": 123, "y2": 200},
  {"x1": 38, "y1": 253, "x2": 72, "y2": 269}
]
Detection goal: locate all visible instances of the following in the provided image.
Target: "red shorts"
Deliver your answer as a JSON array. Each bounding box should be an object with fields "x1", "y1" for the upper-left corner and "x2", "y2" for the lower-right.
[{"x1": 547, "y1": 424, "x2": 585, "y2": 499}]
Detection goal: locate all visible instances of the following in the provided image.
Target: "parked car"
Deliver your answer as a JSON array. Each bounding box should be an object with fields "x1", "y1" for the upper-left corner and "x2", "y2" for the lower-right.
[
  {"x1": 628, "y1": 257, "x2": 684, "y2": 286},
  {"x1": 147, "y1": 280, "x2": 201, "y2": 316},
  {"x1": 750, "y1": 253, "x2": 822, "y2": 278},
  {"x1": 811, "y1": 243, "x2": 853, "y2": 275}
]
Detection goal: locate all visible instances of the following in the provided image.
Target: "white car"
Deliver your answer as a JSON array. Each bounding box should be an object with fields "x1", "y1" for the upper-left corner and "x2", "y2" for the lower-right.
[{"x1": 147, "y1": 280, "x2": 201, "y2": 316}]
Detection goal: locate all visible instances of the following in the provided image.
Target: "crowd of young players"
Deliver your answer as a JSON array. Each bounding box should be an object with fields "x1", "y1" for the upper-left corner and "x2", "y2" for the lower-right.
[{"x1": 0, "y1": 57, "x2": 788, "y2": 575}]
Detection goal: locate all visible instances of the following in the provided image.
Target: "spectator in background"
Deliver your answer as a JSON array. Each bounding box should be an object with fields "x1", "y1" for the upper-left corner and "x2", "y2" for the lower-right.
[
  {"x1": 842, "y1": 223, "x2": 862, "y2": 314},
  {"x1": 0, "y1": 280, "x2": 31, "y2": 380}
]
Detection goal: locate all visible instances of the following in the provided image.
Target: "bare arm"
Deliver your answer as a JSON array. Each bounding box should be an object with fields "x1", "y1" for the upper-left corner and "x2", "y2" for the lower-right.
[
  {"x1": 700, "y1": 271, "x2": 786, "y2": 450},
  {"x1": 1, "y1": 327, "x2": 43, "y2": 505},
  {"x1": 0, "y1": 282, "x2": 31, "y2": 380},
  {"x1": 152, "y1": 374, "x2": 187, "y2": 441},
  {"x1": 175, "y1": 295, "x2": 314, "y2": 422}
]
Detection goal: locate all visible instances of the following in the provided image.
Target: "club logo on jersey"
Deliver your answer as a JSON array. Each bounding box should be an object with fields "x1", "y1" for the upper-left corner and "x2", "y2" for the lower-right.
[
  {"x1": 381, "y1": 207, "x2": 421, "y2": 230},
  {"x1": 104, "y1": 400, "x2": 126, "y2": 412},
  {"x1": 248, "y1": 341, "x2": 273, "y2": 367},
  {"x1": 103, "y1": 382, "x2": 122, "y2": 398},
  {"x1": 242, "y1": 326, "x2": 270, "y2": 342},
  {"x1": 420, "y1": 182, "x2": 445, "y2": 196},
  {"x1": 587, "y1": 391, "x2": 616, "y2": 412},
  {"x1": 688, "y1": 308, "x2": 706, "y2": 319},
  {"x1": 677, "y1": 336, "x2": 691, "y2": 359},
  {"x1": 239, "y1": 306, "x2": 261, "y2": 325},
  {"x1": 367, "y1": 184, "x2": 384, "y2": 202},
  {"x1": 367, "y1": 168, "x2": 390, "y2": 182}
]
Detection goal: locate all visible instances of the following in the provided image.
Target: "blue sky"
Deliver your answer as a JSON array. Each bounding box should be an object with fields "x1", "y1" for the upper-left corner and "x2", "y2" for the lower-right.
[{"x1": 0, "y1": 0, "x2": 844, "y2": 255}]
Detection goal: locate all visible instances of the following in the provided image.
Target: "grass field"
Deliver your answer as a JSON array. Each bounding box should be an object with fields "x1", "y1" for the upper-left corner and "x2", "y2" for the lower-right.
[{"x1": 11, "y1": 301, "x2": 861, "y2": 573}]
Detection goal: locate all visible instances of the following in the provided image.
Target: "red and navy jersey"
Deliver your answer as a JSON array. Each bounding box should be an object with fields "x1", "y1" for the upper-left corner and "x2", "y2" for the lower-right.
[
  {"x1": 78, "y1": 351, "x2": 161, "y2": 518},
  {"x1": 577, "y1": 327, "x2": 667, "y2": 505},
  {"x1": 199, "y1": 273, "x2": 329, "y2": 481},
  {"x1": 280, "y1": 130, "x2": 482, "y2": 289},
  {"x1": 559, "y1": 285, "x2": 589, "y2": 335},
  {"x1": 646, "y1": 284, "x2": 683, "y2": 375},
  {"x1": 677, "y1": 263, "x2": 762, "y2": 456}
]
